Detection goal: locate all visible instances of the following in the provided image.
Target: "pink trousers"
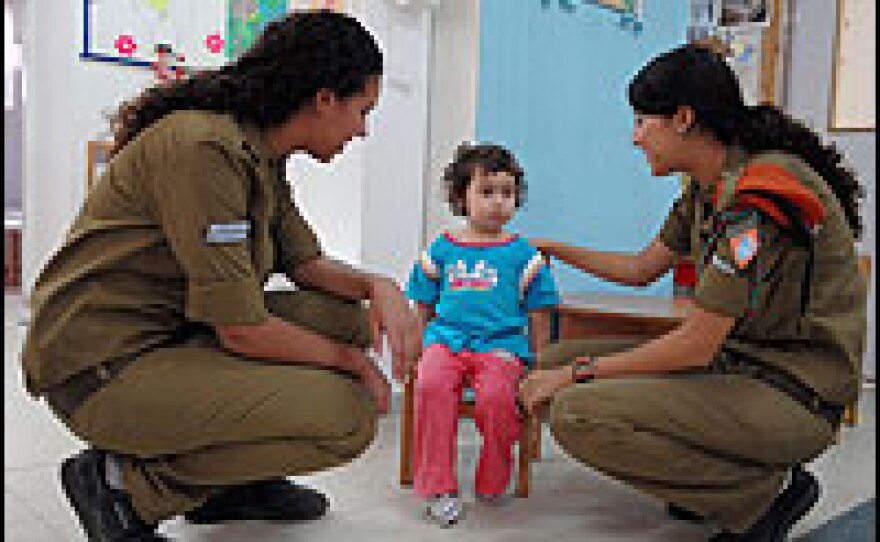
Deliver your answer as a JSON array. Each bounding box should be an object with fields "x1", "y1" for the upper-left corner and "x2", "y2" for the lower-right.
[{"x1": 413, "y1": 344, "x2": 524, "y2": 497}]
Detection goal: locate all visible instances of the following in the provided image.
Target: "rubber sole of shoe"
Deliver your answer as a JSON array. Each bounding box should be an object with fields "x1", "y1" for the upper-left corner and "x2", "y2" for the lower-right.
[
  {"x1": 425, "y1": 510, "x2": 459, "y2": 528},
  {"x1": 61, "y1": 454, "x2": 100, "y2": 542}
]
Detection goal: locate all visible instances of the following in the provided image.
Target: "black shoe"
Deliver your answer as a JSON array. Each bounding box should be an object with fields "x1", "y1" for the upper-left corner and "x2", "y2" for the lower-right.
[
  {"x1": 60, "y1": 449, "x2": 166, "y2": 541},
  {"x1": 667, "y1": 502, "x2": 706, "y2": 523},
  {"x1": 184, "y1": 478, "x2": 329, "y2": 524},
  {"x1": 708, "y1": 464, "x2": 820, "y2": 541}
]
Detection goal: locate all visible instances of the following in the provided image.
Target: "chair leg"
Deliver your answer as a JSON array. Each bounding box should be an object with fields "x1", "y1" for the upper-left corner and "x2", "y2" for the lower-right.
[
  {"x1": 516, "y1": 416, "x2": 531, "y2": 498},
  {"x1": 530, "y1": 417, "x2": 541, "y2": 460},
  {"x1": 400, "y1": 375, "x2": 415, "y2": 486}
]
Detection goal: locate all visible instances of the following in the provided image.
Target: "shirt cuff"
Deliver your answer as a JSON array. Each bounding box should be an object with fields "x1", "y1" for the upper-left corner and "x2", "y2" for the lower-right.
[{"x1": 186, "y1": 279, "x2": 272, "y2": 325}]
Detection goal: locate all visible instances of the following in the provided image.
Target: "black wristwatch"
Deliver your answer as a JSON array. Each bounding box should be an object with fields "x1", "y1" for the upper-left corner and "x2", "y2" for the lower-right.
[{"x1": 571, "y1": 357, "x2": 597, "y2": 384}]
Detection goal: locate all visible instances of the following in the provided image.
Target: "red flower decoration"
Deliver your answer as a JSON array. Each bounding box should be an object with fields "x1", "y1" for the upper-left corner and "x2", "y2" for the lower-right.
[
  {"x1": 205, "y1": 33, "x2": 225, "y2": 54},
  {"x1": 114, "y1": 35, "x2": 137, "y2": 56}
]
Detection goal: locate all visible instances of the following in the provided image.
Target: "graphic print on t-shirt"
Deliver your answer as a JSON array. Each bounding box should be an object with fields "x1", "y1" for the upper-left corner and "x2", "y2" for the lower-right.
[{"x1": 446, "y1": 260, "x2": 498, "y2": 291}]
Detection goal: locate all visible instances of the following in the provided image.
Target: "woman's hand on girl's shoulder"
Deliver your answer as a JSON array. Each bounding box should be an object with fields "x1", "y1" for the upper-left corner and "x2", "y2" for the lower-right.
[{"x1": 528, "y1": 238, "x2": 558, "y2": 255}]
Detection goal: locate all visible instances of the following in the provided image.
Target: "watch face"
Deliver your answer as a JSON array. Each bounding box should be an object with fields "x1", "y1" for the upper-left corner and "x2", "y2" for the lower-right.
[{"x1": 574, "y1": 360, "x2": 595, "y2": 383}]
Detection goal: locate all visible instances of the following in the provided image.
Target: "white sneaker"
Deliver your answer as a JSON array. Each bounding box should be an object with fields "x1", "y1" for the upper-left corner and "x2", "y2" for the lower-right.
[{"x1": 425, "y1": 494, "x2": 463, "y2": 527}]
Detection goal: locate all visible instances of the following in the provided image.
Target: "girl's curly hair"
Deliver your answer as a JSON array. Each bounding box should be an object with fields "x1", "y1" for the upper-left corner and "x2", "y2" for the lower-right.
[
  {"x1": 628, "y1": 44, "x2": 864, "y2": 239},
  {"x1": 443, "y1": 143, "x2": 527, "y2": 217},
  {"x1": 109, "y1": 10, "x2": 383, "y2": 158}
]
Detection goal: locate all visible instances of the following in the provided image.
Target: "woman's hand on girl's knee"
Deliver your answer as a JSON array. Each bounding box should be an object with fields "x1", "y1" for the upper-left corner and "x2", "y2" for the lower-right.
[{"x1": 518, "y1": 367, "x2": 574, "y2": 415}]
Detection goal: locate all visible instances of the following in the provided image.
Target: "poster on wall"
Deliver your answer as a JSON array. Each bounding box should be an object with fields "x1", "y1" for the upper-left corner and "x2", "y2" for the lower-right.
[
  {"x1": 82, "y1": 0, "x2": 357, "y2": 70},
  {"x1": 590, "y1": 0, "x2": 640, "y2": 16},
  {"x1": 228, "y1": 1, "x2": 350, "y2": 59},
  {"x1": 541, "y1": 0, "x2": 644, "y2": 32},
  {"x1": 226, "y1": 0, "x2": 290, "y2": 59},
  {"x1": 81, "y1": 0, "x2": 228, "y2": 69}
]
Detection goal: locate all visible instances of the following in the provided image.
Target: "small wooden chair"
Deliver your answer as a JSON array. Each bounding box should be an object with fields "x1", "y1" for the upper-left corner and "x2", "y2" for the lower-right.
[
  {"x1": 398, "y1": 367, "x2": 540, "y2": 497},
  {"x1": 399, "y1": 314, "x2": 550, "y2": 498}
]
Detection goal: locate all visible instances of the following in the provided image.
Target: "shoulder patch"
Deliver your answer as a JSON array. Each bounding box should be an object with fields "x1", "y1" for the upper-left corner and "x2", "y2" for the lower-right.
[
  {"x1": 730, "y1": 228, "x2": 759, "y2": 269},
  {"x1": 205, "y1": 221, "x2": 250, "y2": 244}
]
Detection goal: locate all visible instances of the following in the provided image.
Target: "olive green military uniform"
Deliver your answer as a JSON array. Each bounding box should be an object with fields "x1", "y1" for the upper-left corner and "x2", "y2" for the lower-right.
[
  {"x1": 21, "y1": 110, "x2": 378, "y2": 523},
  {"x1": 540, "y1": 148, "x2": 867, "y2": 532}
]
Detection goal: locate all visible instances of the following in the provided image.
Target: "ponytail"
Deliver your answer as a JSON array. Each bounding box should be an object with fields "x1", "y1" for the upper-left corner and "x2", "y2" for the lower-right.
[
  {"x1": 110, "y1": 69, "x2": 242, "y2": 158},
  {"x1": 735, "y1": 105, "x2": 864, "y2": 239}
]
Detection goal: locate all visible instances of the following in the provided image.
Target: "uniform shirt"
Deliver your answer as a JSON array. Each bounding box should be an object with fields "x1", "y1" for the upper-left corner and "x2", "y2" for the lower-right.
[
  {"x1": 22, "y1": 110, "x2": 323, "y2": 393},
  {"x1": 658, "y1": 148, "x2": 868, "y2": 405},
  {"x1": 406, "y1": 232, "x2": 560, "y2": 364}
]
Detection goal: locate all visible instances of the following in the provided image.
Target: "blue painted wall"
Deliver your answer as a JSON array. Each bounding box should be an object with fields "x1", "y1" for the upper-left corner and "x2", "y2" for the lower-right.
[{"x1": 477, "y1": 0, "x2": 688, "y2": 295}]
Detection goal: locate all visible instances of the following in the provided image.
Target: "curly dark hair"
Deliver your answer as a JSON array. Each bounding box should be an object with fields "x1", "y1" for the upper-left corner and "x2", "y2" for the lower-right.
[
  {"x1": 443, "y1": 143, "x2": 527, "y2": 217},
  {"x1": 627, "y1": 44, "x2": 864, "y2": 239},
  {"x1": 109, "y1": 10, "x2": 383, "y2": 158}
]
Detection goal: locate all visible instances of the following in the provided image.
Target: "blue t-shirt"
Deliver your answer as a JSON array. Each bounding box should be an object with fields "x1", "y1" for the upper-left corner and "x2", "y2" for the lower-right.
[{"x1": 406, "y1": 232, "x2": 560, "y2": 364}]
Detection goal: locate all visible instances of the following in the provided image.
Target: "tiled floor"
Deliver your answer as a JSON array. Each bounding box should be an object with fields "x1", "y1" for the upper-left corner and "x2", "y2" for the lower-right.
[{"x1": 5, "y1": 294, "x2": 876, "y2": 541}]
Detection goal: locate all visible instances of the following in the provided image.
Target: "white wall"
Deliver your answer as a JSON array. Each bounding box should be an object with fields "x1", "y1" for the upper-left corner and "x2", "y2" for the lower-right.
[
  {"x1": 359, "y1": 3, "x2": 432, "y2": 282},
  {"x1": 424, "y1": 0, "x2": 480, "y2": 242},
  {"x1": 290, "y1": 1, "x2": 435, "y2": 279}
]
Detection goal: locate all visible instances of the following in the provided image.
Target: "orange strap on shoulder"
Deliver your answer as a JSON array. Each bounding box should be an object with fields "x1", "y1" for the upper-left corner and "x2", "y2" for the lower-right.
[{"x1": 734, "y1": 163, "x2": 826, "y2": 229}]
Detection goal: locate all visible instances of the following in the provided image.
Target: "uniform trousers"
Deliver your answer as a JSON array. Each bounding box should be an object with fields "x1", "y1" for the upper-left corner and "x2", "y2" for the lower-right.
[
  {"x1": 50, "y1": 290, "x2": 378, "y2": 524},
  {"x1": 414, "y1": 344, "x2": 524, "y2": 498},
  {"x1": 539, "y1": 338, "x2": 837, "y2": 533}
]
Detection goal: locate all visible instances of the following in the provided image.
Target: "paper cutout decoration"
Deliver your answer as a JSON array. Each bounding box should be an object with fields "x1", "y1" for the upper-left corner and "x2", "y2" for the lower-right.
[
  {"x1": 541, "y1": 0, "x2": 644, "y2": 34},
  {"x1": 152, "y1": 43, "x2": 187, "y2": 83},
  {"x1": 145, "y1": 0, "x2": 172, "y2": 14},
  {"x1": 114, "y1": 35, "x2": 138, "y2": 56},
  {"x1": 205, "y1": 33, "x2": 225, "y2": 54}
]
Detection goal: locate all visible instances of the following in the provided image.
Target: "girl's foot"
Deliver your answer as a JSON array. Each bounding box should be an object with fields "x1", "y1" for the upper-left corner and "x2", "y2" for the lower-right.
[{"x1": 425, "y1": 494, "x2": 463, "y2": 527}]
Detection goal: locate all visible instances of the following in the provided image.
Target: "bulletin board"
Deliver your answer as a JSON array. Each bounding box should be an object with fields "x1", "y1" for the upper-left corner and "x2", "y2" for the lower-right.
[
  {"x1": 686, "y1": 0, "x2": 781, "y2": 106},
  {"x1": 80, "y1": 0, "x2": 229, "y2": 69},
  {"x1": 830, "y1": 0, "x2": 876, "y2": 131}
]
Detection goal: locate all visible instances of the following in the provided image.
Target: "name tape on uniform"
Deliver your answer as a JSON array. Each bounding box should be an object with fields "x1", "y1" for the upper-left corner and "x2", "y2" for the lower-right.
[{"x1": 205, "y1": 221, "x2": 251, "y2": 244}]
